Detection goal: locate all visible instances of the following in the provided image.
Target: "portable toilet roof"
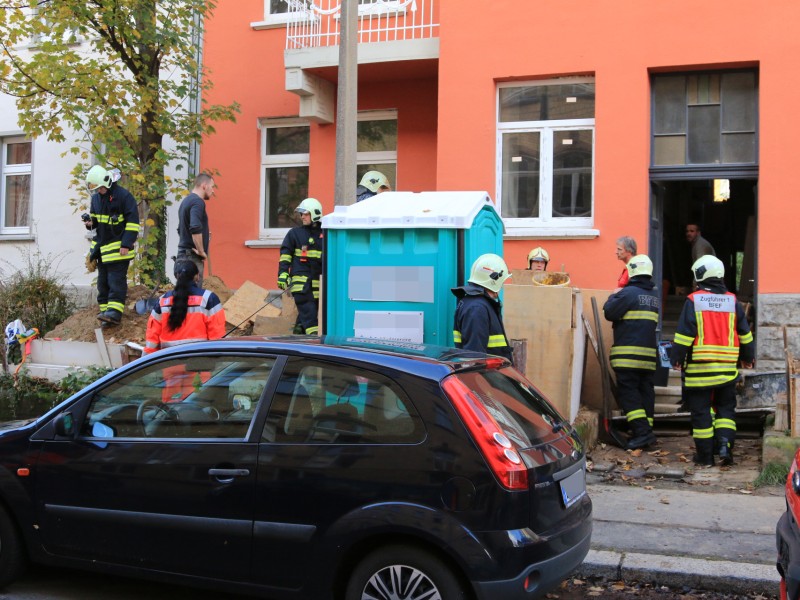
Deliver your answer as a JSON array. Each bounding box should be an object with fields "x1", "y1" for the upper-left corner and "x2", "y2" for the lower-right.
[{"x1": 322, "y1": 191, "x2": 504, "y2": 231}]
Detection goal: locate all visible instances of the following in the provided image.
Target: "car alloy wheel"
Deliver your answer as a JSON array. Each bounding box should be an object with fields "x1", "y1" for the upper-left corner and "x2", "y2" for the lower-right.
[{"x1": 363, "y1": 564, "x2": 442, "y2": 600}]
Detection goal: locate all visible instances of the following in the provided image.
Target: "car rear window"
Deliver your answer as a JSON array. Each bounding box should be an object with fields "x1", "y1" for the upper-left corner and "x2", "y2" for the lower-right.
[{"x1": 451, "y1": 367, "x2": 566, "y2": 448}]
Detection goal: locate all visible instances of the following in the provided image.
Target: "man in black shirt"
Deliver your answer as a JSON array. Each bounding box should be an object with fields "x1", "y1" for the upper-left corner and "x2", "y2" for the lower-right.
[{"x1": 177, "y1": 173, "x2": 215, "y2": 285}]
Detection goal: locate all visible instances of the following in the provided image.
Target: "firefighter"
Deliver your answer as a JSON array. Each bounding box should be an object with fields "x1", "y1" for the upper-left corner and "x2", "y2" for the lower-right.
[
  {"x1": 527, "y1": 246, "x2": 549, "y2": 271},
  {"x1": 451, "y1": 253, "x2": 514, "y2": 365},
  {"x1": 144, "y1": 260, "x2": 226, "y2": 354},
  {"x1": 278, "y1": 198, "x2": 324, "y2": 335},
  {"x1": 603, "y1": 254, "x2": 660, "y2": 450},
  {"x1": 356, "y1": 170, "x2": 391, "y2": 202},
  {"x1": 669, "y1": 255, "x2": 754, "y2": 466},
  {"x1": 84, "y1": 165, "x2": 140, "y2": 327}
]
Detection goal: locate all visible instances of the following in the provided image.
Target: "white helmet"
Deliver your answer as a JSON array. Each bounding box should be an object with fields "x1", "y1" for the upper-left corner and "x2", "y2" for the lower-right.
[
  {"x1": 626, "y1": 254, "x2": 653, "y2": 278},
  {"x1": 359, "y1": 171, "x2": 390, "y2": 193},
  {"x1": 692, "y1": 255, "x2": 724, "y2": 282},
  {"x1": 527, "y1": 246, "x2": 549, "y2": 267},
  {"x1": 295, "y1": 198, "x2": 323, "y2": 223},
  {"x1": 86, "y1": 165, "x2": 112, "y2": 191},
  {"x1": 468, "y1": 254, "x2": 511, "y2": 293}
]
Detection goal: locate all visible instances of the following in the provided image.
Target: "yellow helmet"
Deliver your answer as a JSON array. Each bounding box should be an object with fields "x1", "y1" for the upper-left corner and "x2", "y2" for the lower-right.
[
  {"x1": 359, "y1": 171, "x2": 390, "y2": 193},
  {"x1": 527, "y1": 246, "x2": 550, "y2": 268},
  {"x1": 692, "y1": 255, "x2": 724, "y2": 282},
  {"x1": 86, "y1": 165, "x2": 112, "y2": 191},
  {"x1": 626, "y1": 254, "x2": 653, "y2": 278},
  {"x1": 468, "y1": 254, "x2": 511, "y2": 293},
  {"x1": 295, "y1": 198, "x2": 323, "y2": 223}
]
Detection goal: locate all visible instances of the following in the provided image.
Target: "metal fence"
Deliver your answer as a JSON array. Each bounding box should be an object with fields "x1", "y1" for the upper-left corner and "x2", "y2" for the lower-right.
[{"x1": 286, "y1": 0, "x2": 438, "y2": 49}]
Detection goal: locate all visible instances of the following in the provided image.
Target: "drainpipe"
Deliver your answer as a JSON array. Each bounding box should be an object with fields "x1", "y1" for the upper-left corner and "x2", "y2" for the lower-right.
[{"x1": 334, "y1": 0, "x2": 357, "y2": 206}]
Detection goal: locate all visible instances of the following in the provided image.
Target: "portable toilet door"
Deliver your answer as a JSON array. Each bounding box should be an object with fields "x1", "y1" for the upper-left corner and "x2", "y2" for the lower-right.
[{"x1": 322, "y1": 191, "x2": 504, "y2": 346}]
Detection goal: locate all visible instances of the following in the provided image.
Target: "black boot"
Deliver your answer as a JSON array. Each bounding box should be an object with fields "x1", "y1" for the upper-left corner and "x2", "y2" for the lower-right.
[
  {"x1": 626, "y1": 431, "x2": 657, "y2": 450},
  {"x1": 693, "y1": 438, "x2": 715, "y2": 466},
  {"x1": 718, "y1": 440, "x2": 734, "y2": 466},
  {"x1": 98, "y1": 310, "x2": 122, "y2": 326}
]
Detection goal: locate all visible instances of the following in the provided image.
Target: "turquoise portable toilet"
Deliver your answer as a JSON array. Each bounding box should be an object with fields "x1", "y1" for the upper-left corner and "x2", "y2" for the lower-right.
[{"x1": 322, "y1": 191, "x2": 504, "y2": 346}]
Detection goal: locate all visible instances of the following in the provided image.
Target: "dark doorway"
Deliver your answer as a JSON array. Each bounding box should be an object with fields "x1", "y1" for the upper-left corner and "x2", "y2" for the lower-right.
[{"x1": 650, "y1": 178, "x2": 757, "y2": 341}]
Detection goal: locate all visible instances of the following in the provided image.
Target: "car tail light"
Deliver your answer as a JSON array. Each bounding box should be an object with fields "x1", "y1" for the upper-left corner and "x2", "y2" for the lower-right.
[
  {"x1": 484, "y1": 357, "x2": 506, "y2": 370},
  {"x1": 442, "y1": 376, "x2": 528, "y2": 491}
]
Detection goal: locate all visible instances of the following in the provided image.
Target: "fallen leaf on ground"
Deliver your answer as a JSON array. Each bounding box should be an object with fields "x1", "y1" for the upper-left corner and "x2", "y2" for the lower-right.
[{"x1": 660, "y1": 497, "x2": 670, "y2": 504}]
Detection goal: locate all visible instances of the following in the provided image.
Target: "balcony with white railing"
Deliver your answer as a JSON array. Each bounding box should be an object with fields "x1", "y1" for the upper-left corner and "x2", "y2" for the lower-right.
[
  {"x1": 284, "y1": 0, "x2": 439, "y2": 69},
  {"x1": 283, "y1": 1, "x2": 439, "y2": 123}
]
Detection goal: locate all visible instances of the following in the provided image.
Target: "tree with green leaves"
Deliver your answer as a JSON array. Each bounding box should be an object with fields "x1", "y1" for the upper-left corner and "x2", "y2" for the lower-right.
[{"x1": 0, "y1": 0, "x2": 239, "y2": 284}]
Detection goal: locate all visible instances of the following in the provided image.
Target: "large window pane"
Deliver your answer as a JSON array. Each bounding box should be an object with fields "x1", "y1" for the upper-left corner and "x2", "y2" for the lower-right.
[
  {"x1": 265, "y1": 166, "x2": 309, "y2": 229},
  {"x1": 500, "y1": 83, "x2": 595, "y2": 122},
  {"x1": 4, "y1": 174, "x2": 30, "y2": 227},
  {"x1": 653, "y1": 76, "x2": 686, "y2": 135},
  {"x1": 721, "y1": 72, "x2": 756, "y2": 132},
  {"x1": 266, "y1": 126, "x2": 309, "y2": 155},
  {"x1": 687, "y1": 105, "x2": 720, "y2": 164},
  {"x1": 269, "y1": 0, "x2": 287, "y2": 13},
  {"x1": 552, "y1": 130, "x2": 592, "y2": 218},
  {"x1": 501, "y1": 132, "x2": 539, "y2": 219},
  {"x1": 357, "y1": 120, "x2": 397, "y2": 152}
]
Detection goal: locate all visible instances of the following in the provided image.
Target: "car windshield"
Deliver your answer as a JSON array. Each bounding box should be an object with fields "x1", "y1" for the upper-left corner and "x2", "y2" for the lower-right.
[{"x1": 451, "y1": 367, "x2": 566, "y2": 449}]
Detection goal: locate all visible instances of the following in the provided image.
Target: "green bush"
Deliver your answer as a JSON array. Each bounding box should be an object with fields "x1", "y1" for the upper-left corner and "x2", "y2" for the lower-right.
[
  {"x1": 0, "y1": 367, "x2": 111, "y2": 421},
  {"x1": 0, "y1": 249, "x2": 76, "y2": 339}
]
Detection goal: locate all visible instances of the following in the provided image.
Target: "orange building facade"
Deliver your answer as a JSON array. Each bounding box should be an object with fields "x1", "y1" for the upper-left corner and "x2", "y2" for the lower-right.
[{"x1": 201, "y1": 0, "x2": 800, "y2": 367}]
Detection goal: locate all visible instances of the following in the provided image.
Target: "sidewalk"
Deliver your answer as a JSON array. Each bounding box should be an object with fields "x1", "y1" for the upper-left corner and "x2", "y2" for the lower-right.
[{"x1": 577, "y1": 479, "x2": 785, "y2": 595}]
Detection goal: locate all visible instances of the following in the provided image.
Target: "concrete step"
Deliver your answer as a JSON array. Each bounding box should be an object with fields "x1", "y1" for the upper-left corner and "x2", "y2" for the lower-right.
[{"x1": 655, "y1": 385, "x2": 682, "y2": 398}]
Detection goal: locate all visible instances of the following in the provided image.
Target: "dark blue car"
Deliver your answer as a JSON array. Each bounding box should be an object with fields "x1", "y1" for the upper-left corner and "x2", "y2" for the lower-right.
[{"x1": 0, "y1": 336, "x2": 591, "y2": 599}]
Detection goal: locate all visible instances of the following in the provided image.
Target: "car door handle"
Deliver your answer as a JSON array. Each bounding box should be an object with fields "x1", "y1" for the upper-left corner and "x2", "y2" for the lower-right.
[{"x1": 208, "y1": 468, "x2": 250, "y2": 478}]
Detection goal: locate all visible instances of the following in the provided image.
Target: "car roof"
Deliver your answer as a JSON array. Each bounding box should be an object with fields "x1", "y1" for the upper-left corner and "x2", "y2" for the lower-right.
[{"x1": 147, "y1": 335, "x2": 501, "y2": 379}]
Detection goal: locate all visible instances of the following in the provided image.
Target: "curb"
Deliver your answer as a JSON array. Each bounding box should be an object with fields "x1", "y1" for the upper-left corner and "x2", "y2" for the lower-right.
[{"x1": 576, "y1": 549, "x2": 780, "y2": 596}]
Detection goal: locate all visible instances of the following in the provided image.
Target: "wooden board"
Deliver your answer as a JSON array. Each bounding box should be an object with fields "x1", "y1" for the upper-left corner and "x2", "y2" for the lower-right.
[
  {"x1": 504, "y1": 284, "x2": 583, "y2": 420},
  {"x1": 223, "y1": 280, "x2": 281, "y2": 327}
]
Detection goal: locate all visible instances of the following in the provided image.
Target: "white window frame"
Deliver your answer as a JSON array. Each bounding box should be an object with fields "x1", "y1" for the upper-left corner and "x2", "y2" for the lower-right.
[
  {"x1": 496, "y1": 78, "x2": 598, "y2": 238},
  {"x1": 251, "y1": 0, "x2": 306, "y2": 29},
  {"x1": 0, "y1": 136, "x2": 32, "y2": 236},
  {"x1": 357, "y1": 109, "x2": 397, "y2": 178},
  {"x1": 257, "y1": 118, "x2": 311, "y2": 244}
]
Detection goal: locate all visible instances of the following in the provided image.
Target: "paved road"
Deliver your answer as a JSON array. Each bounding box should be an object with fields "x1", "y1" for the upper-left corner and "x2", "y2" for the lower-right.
[{"x1": 0, "y1": 566, "x2": 247, "y2": 600}]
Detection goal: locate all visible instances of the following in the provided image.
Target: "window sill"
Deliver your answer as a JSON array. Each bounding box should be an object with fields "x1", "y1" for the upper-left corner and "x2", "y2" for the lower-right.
[
  {"x1": 503, "y1": 227, "x2": 599, "y2": 240},
  {"x1": 246, "y1": 231, "x2": 290, "y2": 249},
  {"x1": 0, "y1": 233, "x2": 35, "y2": 242},
  {"x1": 251, "y1": 14, "x2": 306, "y2": 30}
]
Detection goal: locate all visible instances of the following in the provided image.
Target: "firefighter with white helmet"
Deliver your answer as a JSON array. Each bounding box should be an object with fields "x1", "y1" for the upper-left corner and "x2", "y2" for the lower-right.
[
  {"x1": 527, "y1": 246, "x2": 549, "y2": 271},
  {"x1": 83, "y1": 165, "x2": 139, "y2": 327},
  {"x1": 670, "y1": 255, "x2": 754, "y2": 466},
  {"x1": 603, "y1": 254, "x2": 660, "y2": 450},
  {"x1": 356, "y1": 170, "x2": 391, "y2": 202},
  {"x1": 278, "y1": 198, "x2": 324, "y2": 335},
  {"x1": 451, "y1": 254, "x2": 514, "y2": 364}
]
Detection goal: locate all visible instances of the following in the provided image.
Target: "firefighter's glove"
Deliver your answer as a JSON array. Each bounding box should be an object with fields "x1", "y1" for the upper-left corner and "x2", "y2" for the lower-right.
[
  {"x1": 85, "y1": 252, "x2": 98, "y2": 274},
  {"x1": 277, "y1": 273, "x2": 289, "y2": 290}
]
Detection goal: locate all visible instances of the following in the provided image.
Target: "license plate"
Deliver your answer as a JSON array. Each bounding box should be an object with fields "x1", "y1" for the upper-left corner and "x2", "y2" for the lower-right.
[{"x1": 559, "y1": 468, "x2": 586, "y2": 508}]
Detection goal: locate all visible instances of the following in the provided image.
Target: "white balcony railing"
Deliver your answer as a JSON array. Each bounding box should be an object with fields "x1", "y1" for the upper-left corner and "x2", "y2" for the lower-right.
[{"x1": 286, "y1": 0, "x2": 439, "y2": 50}]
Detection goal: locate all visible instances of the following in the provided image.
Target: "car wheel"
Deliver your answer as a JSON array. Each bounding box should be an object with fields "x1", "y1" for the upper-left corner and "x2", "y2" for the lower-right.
[
  {"x1": 0, "y1": 505, "x2": 25, "y2": 588},
  {"x1": 346, "y1": 545, "x2": 467, "y2": 600}
]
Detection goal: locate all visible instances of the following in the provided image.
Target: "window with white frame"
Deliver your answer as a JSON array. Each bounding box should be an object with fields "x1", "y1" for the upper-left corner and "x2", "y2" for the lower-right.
[
  {"x1": 357, "y1": 111, "x2": 397, "y2": 191},
  {"x1": 1, "y1": 138, "x2": 32, "y2": 234},
  {"x1": 497, "y1": 79, "x2": 595, "y2": 229},
  {"x1": 260, "y1": 121, "x2": 310, "y2": 231}
]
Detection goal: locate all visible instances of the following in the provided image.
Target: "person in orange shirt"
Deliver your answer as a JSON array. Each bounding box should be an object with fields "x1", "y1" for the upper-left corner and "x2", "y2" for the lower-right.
[{"x1": 144, "y1": 260, "x2": 226, "y2": 354}]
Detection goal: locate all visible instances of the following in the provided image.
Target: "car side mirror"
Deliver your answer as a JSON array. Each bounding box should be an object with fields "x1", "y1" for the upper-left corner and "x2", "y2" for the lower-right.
[{"x1": 54, "y1": 412, "x2": 75, "y2": 437}]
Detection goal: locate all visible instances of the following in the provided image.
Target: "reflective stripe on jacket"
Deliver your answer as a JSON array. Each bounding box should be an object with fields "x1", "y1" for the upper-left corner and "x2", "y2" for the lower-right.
[
  {"x1": 144, "y1": 286, "x2": 226, "y2": 354},
  {"x1": 278, "y1": 224, "x2": 324, "y2": 299},
  {"x1": 603, "y1": 276, "x2": 660, "y2": 371},
  {"x1": 451, "y1": 282, "x2": 513, "y2": 364},
  {"x1": 670, "y1": 288, "x2": 754, "y2": 388}
]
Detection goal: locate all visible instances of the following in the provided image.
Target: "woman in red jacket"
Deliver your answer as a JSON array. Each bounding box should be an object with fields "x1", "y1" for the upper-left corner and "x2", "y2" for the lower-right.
[{"x1": 144, "y1": 260, "x2": 226, "y2": 354}]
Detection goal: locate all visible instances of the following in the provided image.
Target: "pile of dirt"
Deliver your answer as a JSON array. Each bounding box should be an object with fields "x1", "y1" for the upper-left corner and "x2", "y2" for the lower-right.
[{"x1": 45, "y1": 277, "x2": 236, "y2": 345}]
